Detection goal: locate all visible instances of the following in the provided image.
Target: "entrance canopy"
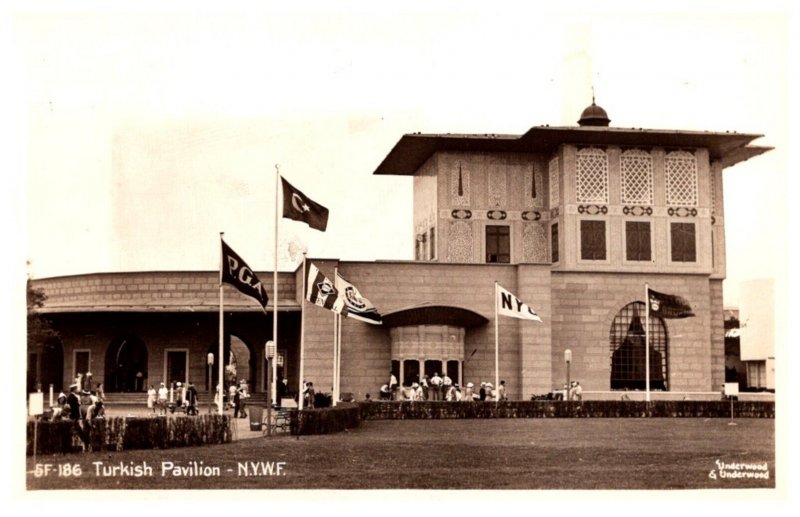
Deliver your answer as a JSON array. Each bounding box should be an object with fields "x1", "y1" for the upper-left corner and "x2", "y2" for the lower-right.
[{"x1": 382, "y1": 303, "x2": 488, "y2": 329}]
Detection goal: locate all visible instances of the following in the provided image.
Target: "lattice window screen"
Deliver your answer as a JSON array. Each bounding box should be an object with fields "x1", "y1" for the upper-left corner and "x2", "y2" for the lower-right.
[
  {"x1": 621, "y1": 150, "x2": 653, "y2": 205},
  {"x1": 665, "y1": 151, "x2": 698, "y2": 206},
  {"x1": 576, "y1": 148, "x2": 609, "y2": 203},
  {"x1": 549, "y1": 157, "x2": 560, "y2": 209}
]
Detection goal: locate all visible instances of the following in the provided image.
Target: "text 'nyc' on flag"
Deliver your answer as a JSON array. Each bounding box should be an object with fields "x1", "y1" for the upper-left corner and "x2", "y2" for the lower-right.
[
  {"x1": 306, "y1": 263, "x2": 342, "y2": 312},
  {"x1": 221, "y1": 239, "x2": 269, "y2": 311},
  {"x1": 281, "y1": 177, "x2": 329, "y2": 232},
  {"x1": 647, "y1": 288, "x2": 695, "y2": 318},
  {"x1": 496, "y1": 284, "x2": 542, "y2": 322},
  {"x1": 335, "y1": 273, "x2": 382, "y2": 325}
]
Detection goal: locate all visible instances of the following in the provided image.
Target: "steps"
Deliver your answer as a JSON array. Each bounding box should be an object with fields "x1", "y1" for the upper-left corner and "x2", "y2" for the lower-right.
[{"x1": 100, "y1": 392, "x2": 271, "y2": 405}]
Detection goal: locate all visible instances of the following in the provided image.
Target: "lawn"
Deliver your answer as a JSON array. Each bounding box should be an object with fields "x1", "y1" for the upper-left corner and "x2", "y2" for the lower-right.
[{"x1": 26, "y1": 418, "x2": 774, "y2": 490}]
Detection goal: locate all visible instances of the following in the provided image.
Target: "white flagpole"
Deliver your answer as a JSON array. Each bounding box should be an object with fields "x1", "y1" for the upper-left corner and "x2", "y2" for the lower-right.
[
  {"x1": 298, "y1": 253, "x2": 307, "y2": 410},
  {"x1": 333, "y1": 267, "x2": 339, "y2": 407},
  {"x1": 494, "y1": 282, "x2": 500, "y2": 399},
  {"x1": 645, "y1": 282, "x2": 650, "y2": 403},
  {"x1": 218, "y1": 232, "x2": 225, "y2": 416},
  {"x1": 273, "y1": 166, "x2": 280, "y2": 408},
  {"x1": 336, "y1": 312, "x2": 342, "y2": 405}
]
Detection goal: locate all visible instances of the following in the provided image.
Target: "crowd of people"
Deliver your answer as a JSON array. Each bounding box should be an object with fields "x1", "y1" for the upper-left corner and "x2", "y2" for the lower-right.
[
  {"x1": 50, "y1": 373, "x2": 105, "y2": 422},
  {"x1": 377, "y1": 371, "x2": 510, "y2": 402}
]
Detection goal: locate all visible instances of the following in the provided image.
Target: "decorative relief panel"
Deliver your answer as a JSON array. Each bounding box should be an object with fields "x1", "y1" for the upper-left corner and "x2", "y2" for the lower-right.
[
  {"x1": 667, "y1": 207, "x2": 698, "y2": 218},
  {"x1": 488, "y1": 168, "x2": 507, "y2": 207},
  {"x1": 621, "y1": 149, "x2": 653, "y2": 205},
  {"x1": 549, "y1": 157, "x2": 560, "y2": 209},
  {"x1": 576, "y1": 147, "x2": 609, "y2": 203},
  {"x1": 710, "y1": 172, "x2": 716, "y2": 216},
  {"x1": 450, "y1": 163, "x2": 471, "y2": 207},
  {"x1": 523, "y1": 165, "x2": 543, "y2": 208},
  {"x1": 447, "y1": 220, "x2": 473, "y2": 263},
  {"x1": 665, "y1": 151, "x2": 698, "y2": 206},
  {"x1": 522, "y1": 222, "x2": 548, "y2": 263}
]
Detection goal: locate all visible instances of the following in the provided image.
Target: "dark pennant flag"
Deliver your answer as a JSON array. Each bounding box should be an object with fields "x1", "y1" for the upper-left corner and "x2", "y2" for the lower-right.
[
  {"x1": 221, "y1": 239, "x2": 269, "y2": 311},
  {"x1": 281, "y1": 177, "x2": 329, "y2": 232},
  {"x1": 647, "y1": 288, "x2": 694, "y2": 319}
]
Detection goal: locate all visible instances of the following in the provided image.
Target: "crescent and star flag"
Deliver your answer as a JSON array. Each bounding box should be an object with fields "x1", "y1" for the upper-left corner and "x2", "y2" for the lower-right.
[
  {"x1": 281, "y1": 177, "x2": 329, "y2": 232},
  {"x1": 306, "y1": 263, "x2": 343, "y2": 312},
  {"x1": 221, "y1": 240, "x2": 269, "y2": 311},
  {"x1": 335, "y1": 273, "x2": 382, "y2": 325},
  {"x1": 496, "y1": 284, "x2": 542, "y2": 322},
  {"x1": 647, "y1": 288, "x2": 695, "y2": 318}
]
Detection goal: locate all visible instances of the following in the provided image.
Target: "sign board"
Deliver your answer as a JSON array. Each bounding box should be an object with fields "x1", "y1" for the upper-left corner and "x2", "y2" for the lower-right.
[
  {"x1": 28, "y1": 392, "x2": 44, "y2": 416},
  {"x1": 723, "y1": 382, "x2": 739, "y2": 397}
]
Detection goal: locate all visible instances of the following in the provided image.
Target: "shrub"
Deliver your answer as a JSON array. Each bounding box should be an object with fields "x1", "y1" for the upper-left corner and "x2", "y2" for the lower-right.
[
  {"x1": 27, "y1": 414, "x2": 232, "y2": 455},
  {"x1": 290, "y1": 402, "x2": 360, "y2": 435}
]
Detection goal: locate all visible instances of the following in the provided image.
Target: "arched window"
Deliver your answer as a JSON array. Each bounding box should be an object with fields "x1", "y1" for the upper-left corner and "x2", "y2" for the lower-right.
[{"x1": 609, "y1": 302, "x2": 669, "y2": 390}]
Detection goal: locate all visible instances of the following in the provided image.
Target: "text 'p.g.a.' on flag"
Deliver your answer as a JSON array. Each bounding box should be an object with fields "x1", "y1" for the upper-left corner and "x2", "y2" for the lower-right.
[
  {"x1": 220, "y1": 239, "x2": 269, "y2": 311},
  {"x1": 496, "y1": 284, "x2": 542, "y2": 322}
]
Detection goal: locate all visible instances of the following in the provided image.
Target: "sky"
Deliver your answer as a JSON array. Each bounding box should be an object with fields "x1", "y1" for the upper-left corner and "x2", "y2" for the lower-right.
[{"x1": 3, "y1": 1, "x2": 791, "y2": 311}]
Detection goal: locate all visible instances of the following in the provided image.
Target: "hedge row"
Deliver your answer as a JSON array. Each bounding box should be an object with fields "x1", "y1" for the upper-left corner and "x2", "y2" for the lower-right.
[
  {"x1": 358, "y1": 400, "x2": 775, "y2": 420},
  {"x1": 27, "y1": 415, "x2": 232, "y2": 455},
  {"x1": 290, "y1": 402, "x2": 360, "y2": 435}
]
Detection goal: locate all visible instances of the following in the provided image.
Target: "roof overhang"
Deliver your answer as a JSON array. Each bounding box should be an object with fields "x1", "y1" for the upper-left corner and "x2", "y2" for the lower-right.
[
  {"x1": 372, "y1": 125, "x2": 767, "y2": 176},
  {"x1": 382, "y1": 304, "x2": 489, "y2": 329}
]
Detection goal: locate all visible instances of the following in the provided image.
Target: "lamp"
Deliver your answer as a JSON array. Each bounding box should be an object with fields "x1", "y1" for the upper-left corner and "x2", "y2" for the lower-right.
[{"x1": 564, "y1": 349, "x2": 572, "y2": 401}]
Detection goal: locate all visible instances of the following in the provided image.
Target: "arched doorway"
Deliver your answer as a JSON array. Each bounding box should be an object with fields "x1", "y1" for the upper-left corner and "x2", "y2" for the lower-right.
[
  {"x1": 105, "y1": 334, "x2": 148, "y2": 392},
  {"x1": 206, "y1": 335, "x2": 253, "y2": 392},
  {"x1": 609, "y1": 301, "x2": 669, "y2": 390}
]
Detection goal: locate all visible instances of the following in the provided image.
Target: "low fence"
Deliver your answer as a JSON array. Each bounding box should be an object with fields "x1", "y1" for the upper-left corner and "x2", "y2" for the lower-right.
[
  {"x1": 27, "y1": 414, "x2": 232, "y2": 455},
  {"x1": 358, "y1": 400, "x2": 775, "y2": 420},
  {"x1": 289, "y1": 402, "x2": 360, "y2": 435}
]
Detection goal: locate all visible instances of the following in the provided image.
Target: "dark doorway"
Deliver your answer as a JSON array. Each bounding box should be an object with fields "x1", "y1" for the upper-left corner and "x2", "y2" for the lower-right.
[
  {"x1": 166, "y1": 350, "x2": 187, "y2": 386},
  {"x1": 105, "y1": 334, "x2": 148, "y2": 392},
  {"x1": 403, "y1": 359, "x2": 420, "y2": 386}
]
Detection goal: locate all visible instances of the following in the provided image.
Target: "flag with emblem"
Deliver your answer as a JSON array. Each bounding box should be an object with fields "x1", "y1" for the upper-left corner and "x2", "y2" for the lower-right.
[
  {"x1": 306, "y1": 263, "x2": 343, "y2": 312},
  {"x1": 647, "y1": 288, "x2": 694, "y2": 318},
  {"x1": 220, "y1": 239, "x2": 269, "y2": 311},
  {"x1": 281, "y1": 177, "x2": 329, "y2": 232},
  {"x1": 335, "y1": 273, "x2": 382, "y2": 325}
]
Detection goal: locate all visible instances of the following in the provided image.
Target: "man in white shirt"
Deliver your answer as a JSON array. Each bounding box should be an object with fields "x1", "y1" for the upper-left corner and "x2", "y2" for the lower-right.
[
  {"x1": 430, "y1": 372, "x2": 443, "y2": 401},
  {"x1": 442, "y1": 373, "x2": 453, "y2": 400},
  {"x1": 157, "y1": 382, "x2": 168, "y2": 415},
  {"x1": 389, "y1": 371, "x2": 399, "y2": 400}
]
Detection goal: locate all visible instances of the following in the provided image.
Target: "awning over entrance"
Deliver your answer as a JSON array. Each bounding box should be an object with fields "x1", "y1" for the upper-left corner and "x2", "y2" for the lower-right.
[{"x1": 382, "y1": 304, "x2": 489, "y2": 329}]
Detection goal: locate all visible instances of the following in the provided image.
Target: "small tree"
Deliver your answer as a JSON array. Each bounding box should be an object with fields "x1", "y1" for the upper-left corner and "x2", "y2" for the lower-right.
[{"x1": 27, "y1": 279, "x2": 60, "y2": 352}]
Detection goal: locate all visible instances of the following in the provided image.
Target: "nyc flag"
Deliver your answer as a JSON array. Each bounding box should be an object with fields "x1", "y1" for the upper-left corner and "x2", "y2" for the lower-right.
[
  {"x1": 221, "y1": 240, "x2": 269, "y2": 311},
  {"x1": 647, "y1": 288, "x2": 695, "y2": 318},
  {"x1": 281, "y1": 177, "x2": 329, "y2": 232},
  {"x1": 306, "y1": 263, "x2": 342, "y2": 311},
  {"x1": 496, "y1": 284, "x2": 542, "y2": 322},
  {"x1": 335, "y1": 273, "x2": 382, "y2": 325}
]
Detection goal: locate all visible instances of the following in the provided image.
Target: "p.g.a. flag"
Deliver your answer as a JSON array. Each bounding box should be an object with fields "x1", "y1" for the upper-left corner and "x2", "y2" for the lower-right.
[
  {"x1": 281, "y1": 177, "x2": 329, "y2": 232},
  {"x1": 306, "y1": 263, "x2": 343, "y2": 312},
  {"x1": 221, "y1": 239, "x2": 269, "y2": 311},
  {"x1": 496, "y1": 284, "x2": 542, "y2": 322},
  {"x1": 647, "y1": 288, "x2": 695, "y2": 318},
  {"x1": 335, "y1": 273, "x2": 382, "y2": 325}
]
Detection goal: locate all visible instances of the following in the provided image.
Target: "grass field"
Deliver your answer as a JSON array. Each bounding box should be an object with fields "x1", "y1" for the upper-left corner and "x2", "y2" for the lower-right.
[{"x1": 26, "y1": 418, "x2": 774, "y2": 490}]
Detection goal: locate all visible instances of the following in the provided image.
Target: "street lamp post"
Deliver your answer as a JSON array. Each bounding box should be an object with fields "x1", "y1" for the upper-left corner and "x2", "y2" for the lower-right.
[
  {"x1": 207, "y1": 353, "x2": 214, "y2": 414},
  {"x1": 564, "y1": 349, "x2": 572, "y2": 401},
  {"x1": 265, "y1": 341, "x2": 275, "y2": 436}
]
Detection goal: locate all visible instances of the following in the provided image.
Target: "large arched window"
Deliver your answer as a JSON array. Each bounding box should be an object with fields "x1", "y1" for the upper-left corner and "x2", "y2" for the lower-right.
[{"x1": 609, "y1": 302, "x2": 669, "y2": 391}]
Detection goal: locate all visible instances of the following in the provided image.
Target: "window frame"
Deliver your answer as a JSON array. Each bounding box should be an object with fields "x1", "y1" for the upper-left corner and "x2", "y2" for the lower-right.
[
  {"x1": 485, "y1": 224, "x2": 511, "y2": 264},
  {"x1": 623, "y1": 219, "x2": 653, "y2": 263},
  {"x1": 669, "y1": 221, "x2": 697, "y2": 263},
  {"x1": 578, "y1": 217, "x2": 609, "y2": 263}
]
